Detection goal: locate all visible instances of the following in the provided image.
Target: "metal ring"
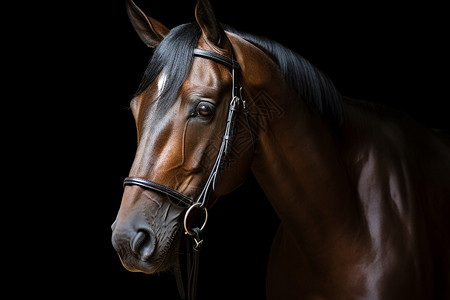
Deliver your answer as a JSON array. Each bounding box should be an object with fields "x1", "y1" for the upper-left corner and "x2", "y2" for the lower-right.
[{"x1": 183, "y1": 203, "x2": 208, "y2": 236}]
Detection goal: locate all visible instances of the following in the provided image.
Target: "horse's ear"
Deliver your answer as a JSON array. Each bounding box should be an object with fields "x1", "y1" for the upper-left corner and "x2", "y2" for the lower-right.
[
  {"x1": 195, "y1": 0, "x2": 227, "y2": 49},
  {"x1": 126, "y1": 0, "x2": 169, "y2": 48}
]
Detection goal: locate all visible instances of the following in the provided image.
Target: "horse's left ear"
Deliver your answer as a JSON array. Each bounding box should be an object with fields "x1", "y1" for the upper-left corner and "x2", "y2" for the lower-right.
[
  {"x1": 126, "y1": 0, "x2": 169, "y2": 48},
  {"x1": 195, "y1": 0, "x2": 227, "y2": 49}
]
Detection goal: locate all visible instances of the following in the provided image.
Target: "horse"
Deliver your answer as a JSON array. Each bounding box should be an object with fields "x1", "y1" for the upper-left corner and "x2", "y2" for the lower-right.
[{"x1": 111, "y1": 0, "x2": 450, "y2": 299}]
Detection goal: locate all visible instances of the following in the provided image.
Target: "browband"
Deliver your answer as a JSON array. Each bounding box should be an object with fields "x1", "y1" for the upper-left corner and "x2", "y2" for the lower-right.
[{"x1": 193, "y1": 49, "x2": 240, "y2": 71}]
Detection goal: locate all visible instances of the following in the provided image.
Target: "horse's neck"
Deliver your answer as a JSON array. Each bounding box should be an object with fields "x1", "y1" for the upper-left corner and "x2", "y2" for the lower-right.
[
  {"x1": 250, "y1": 91, "x2": 360, "y2": 249},
  {"x1": 234, "y1": 37, "x2": 362, "y2": 254}
]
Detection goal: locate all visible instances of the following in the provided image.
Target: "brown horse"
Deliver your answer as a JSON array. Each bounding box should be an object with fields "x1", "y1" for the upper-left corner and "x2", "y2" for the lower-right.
[{"x1": 112, "y1": 0, "x2": 450, "y2": 299}]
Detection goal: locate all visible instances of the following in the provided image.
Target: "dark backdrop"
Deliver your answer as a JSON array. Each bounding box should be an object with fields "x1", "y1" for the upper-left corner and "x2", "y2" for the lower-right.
[{"x1": 29, "y1": 1, "x2": 448, "y2": 299}]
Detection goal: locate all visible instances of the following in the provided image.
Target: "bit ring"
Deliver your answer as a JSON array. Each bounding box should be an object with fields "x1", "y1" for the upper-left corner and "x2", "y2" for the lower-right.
[{"x1": 183, "y1": 203, "x2": 208, "y2": 236}]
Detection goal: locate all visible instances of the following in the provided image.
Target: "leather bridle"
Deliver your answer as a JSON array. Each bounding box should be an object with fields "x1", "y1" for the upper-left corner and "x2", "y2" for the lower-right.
[{"x1": 123, "y1": 43, "x2": 252, "y2": 300}]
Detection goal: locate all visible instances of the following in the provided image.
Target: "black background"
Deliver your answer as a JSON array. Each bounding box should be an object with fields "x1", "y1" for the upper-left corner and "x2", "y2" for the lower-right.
[{"x1": 19, "y1": 1, "x2": 448, "y2": 299}]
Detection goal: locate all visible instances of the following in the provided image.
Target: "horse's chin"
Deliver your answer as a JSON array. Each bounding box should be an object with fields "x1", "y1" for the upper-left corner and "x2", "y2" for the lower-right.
[{"x1": 121, "y1": 256, "x2": 175, "y2": 274}]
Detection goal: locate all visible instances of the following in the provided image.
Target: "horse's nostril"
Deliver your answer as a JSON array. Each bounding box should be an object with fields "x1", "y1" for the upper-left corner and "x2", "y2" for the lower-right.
[
  {"x1": 130, "y1": 228, "x2": 156, "y2": 261},
  {"x1": 131, "y1": 230, "x2": 147, "y2": 253}
]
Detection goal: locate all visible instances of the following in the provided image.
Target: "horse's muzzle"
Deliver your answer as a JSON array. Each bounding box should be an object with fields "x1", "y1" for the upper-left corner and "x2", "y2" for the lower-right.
[{"x1": 111, "y1": 215, "x2": 157, "y2": 272}]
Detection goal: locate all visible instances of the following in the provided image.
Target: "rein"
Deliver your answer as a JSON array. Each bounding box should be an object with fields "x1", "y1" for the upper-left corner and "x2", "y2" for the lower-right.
[{"x1": 123, "y1": 43, "x2": 252, "y2": 300}]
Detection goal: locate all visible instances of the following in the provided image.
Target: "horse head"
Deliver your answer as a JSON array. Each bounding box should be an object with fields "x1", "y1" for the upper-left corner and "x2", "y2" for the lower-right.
[{"x1": 111, "y1": 0, "x2": 255, "y2": 274}]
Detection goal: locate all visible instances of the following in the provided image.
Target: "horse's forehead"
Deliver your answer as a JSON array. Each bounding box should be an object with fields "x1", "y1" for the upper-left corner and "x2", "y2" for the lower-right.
[{"x1": 182, "y1": 57, "x2": 229, "y2": 93}]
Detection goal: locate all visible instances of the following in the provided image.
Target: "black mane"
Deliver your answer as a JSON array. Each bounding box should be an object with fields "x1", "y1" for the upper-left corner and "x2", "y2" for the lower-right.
[
  {"x1": 225, "y1": 26, "x2": 343, "y2": 128},
  {"x1": 136, "y1": 22, "x2": 343, "y2": 128}
]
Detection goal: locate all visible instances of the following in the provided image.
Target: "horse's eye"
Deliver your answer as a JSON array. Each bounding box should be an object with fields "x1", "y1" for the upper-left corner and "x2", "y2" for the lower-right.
[{"x1": 196, "y1": 102, "x2": 215, "y2": 117}]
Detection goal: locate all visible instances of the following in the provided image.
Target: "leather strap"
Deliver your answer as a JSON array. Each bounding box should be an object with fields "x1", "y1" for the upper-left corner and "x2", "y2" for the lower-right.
[
  {"x1": 193, "y1": 49, "x2": 240, "y2": 71},
  {"x1": 123, "y1": 177, "x2": 194, "y2": 207},
  {"x1": 187, "y1": 227, "x2": 202, "y2": 300}
]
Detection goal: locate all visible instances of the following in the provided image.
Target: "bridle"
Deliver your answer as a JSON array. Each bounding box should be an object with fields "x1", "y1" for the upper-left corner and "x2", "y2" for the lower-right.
[
  {"x1": 123, "y1": 42, "x2": 252, "y2": 300},
  {"x1": 124, "y1": 44, "x2": 247, "y2": 228}
]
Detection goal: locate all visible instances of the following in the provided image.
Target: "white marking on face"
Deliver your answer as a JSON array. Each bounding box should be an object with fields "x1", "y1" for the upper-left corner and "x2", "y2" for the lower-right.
[{"x1": 157, "y1": 71, "x2": 168, "y2": 97}]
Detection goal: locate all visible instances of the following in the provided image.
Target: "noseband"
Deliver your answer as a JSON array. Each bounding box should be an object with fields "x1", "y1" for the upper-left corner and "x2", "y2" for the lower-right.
[{"x1": 123, "y1": 43, "x2": 252, "y2": 300}]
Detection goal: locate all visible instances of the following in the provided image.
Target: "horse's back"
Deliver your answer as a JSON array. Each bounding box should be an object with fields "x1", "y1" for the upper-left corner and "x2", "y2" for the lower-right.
[
  {"x1": 343, "y1": 97, "x2": 450, "y2": 298},
  {"x1": 411, "y1": 118, "x2": 450, "y2": 299},
  {"x1": 414, "y1": 124, "x2": 450, "y2": 299}
]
